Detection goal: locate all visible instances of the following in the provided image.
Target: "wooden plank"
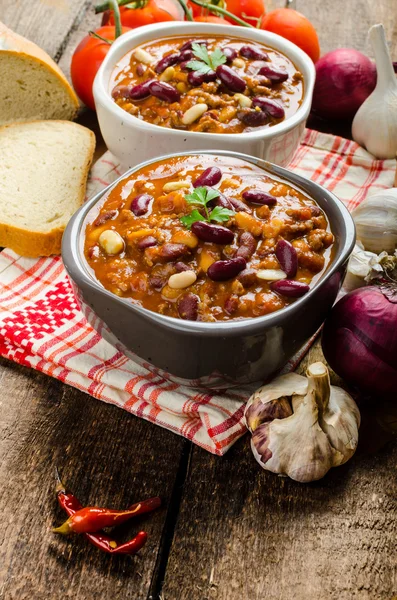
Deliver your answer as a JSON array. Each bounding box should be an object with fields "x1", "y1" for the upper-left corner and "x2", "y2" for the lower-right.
[
  {"x1": 0, "y1": 358, "x2": 186, "y2": 600},
  {"x1": 162, "y1": 342, "x2": 397, "y2": 600},
  {"x1": 0, "y1": 0, "x2": 90, "y2": 58},
  {"x1": 298, "y1": 0, "x2": 397, "y2": 55}
]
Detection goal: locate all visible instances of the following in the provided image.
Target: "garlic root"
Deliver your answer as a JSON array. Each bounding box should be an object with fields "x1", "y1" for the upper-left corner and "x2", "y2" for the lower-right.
[{"x1": 244, "y1": 362, "x2": 360, "y2": 483}]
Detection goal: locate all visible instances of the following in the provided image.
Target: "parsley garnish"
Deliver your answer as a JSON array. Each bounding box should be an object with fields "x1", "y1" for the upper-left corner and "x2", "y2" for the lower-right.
[
  {"x1": 180, "y1": 186, "x2": 235, "y2": 229},
  {"x1": 186, "y1": 43, "x2": 227, "y2": 75}
]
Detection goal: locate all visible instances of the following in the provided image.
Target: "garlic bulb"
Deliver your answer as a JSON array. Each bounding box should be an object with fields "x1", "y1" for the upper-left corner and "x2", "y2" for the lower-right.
[
  {"x1": 244, "y1": 362, "x2": 360, "y2": 483},
  {"x1": 343, "y1": 242, "x2": 379, "y2": 291},
  {"x1": 352, "y1": 188, "x2": 397, "y2": 253},
  {"x1": 352, "y1": 24, "x2": 397, "y2": 159}
]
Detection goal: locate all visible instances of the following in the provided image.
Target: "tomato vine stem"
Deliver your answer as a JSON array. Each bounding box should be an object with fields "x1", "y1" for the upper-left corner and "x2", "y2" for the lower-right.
[
  {"x1": 109, "y1": 0, "x2": 123, "y2": 37},
  {"x1": 177, "y1": 0, "x2": 254, "y2": 26},
  {"x1": 95, "y1": 0, "x2": 253, "y2": 27}
]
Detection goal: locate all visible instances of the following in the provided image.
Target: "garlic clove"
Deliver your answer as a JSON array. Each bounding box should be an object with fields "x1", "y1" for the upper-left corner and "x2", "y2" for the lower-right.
[
  {"x1": 352, "y1": 189, "x2": 397, "y2": 254},
  {"x1": 352, "y1": 24, "x2": 397, "y2": 159}
]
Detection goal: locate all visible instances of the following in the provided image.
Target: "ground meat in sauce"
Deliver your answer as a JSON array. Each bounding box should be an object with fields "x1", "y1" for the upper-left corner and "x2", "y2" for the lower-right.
[
  {"x1": 84, "y1": 155, "x2": 334, "y2": 322},
  {"x1": 110, "y1": 35, "x2": 304, "y2": 134}
]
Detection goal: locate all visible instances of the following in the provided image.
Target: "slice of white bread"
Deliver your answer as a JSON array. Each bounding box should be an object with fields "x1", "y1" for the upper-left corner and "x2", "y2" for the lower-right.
[
  {"x1": 0, "y1": 21, "x2": 79, "y2": 125},
  {"x1": 0, "y1": 120, "x2": 95, "y2": 257}
]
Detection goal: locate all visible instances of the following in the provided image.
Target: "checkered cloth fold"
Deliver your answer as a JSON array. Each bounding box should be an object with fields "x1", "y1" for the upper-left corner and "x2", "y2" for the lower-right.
[{"x1": 0, "y1": 130, "x2": 395, "y2": 454}]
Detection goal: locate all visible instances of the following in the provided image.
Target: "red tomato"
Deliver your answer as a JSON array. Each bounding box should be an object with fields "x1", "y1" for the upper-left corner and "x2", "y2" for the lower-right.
[
  {"x1": 187, "y1": 0, "x2": 203, "y2": 18},
  {"x1": 71, "y1": 26, "x2": 131, "y2": 110},
  {"x1": 107, "y1": 0, "x2": 184, "y2": 27},
  {"x1": 261, "y1": 8, "x2": 320, "y2": 63},
  {"x1": 225, "y1": 0, "x2": 265, "y2": 26},
  {"x1": 194, "y1": 15, "x2": 231, "y2": 24}
]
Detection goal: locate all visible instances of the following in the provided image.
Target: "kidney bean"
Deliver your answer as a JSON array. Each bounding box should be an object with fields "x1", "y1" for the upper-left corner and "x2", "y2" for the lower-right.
[
  {"x1": 275, "y1": 239, "x2": 298, "y2": 278},
  {"x1": 93, "y1": 210, "x2": 117, "y2": 227},
  {"x1": 177, "y1": 292, "x2": 199, "y2": 320},
  {"x1": 193, "y1": 167, "x2": 222, "y2": 188},
  {"x1": 175, "y1": 262, "x2": 190, "y2": 272},
  {"x1": 129, "y1": 79, "x2": 155, "y2": 100},
  {"x1": 187, "y1": 70, "x2": 217, "y2": 86},
  {"x1": 236, "y1": 231, "x2": 256, "y2": 260},
  {"x1": 240, "y1": 45, "x2": 269, "y2": 61},
  {"x1": 149, "y1": 264, "x2": 174, "y2": 289},
  {"x1": 229, "y1": 197, "x2": 249, "y2": 212},
  {"x1": 237, "y1": 268, "x2": 257, "y2": 288},
  {"x1": 224, "y1": 294, "x2": 239, "y2": 315},
  {"x1": 158, "y1": 243, "x2": 189, "y2": 262},
  {"x1": 179, "y1": 61, "x2": 191, "y2": 72},
  {"x1": 87, "y1": 245, "x2": 100, "y2": 259},
  {"x1": 155, "y1": 53, "x2": 180, "y2": 74},
  {"x1": 237, "y1": 109, "x2": 268, "y2": 127},
  {"x1": 216, "y1": 65, "x2": 246, "y2": 93},
  {"x1": 178, "y1": 49, "x2": 194, "y2": 62},
  {"x1": 130, "y1": 193, "x2": 153, "y2": 216},
  {"x1": 208, "y1": 257, "x2": 246, "y2": 281},
  {"x1": 222, "y1": 47, "x2": 238, "y2": 63},
  {"x1": 137, "y1": 235, "x2": 157, "y2": 249},
  {"x1": 148, "y1": 80, "x2": 180, "y2": 103},
  {"x1": 259, "y1": 65, "x2": 288, "y2": 83},
  {"x1": 112, "y1": 84, "x2": 132, "y2": 100},
  {"x1": 270, "y1": 280, "x2": 310, "y2": 298},
  {"x1": 242, "y1": 189, "x2": 278, "y2": 206},
  {"x1": 191, "y1": 221, "x2": 234, "y2": 244},
  {"x1": 252, "y1": 97, "x2": 285, "y2": 119},
  {"x1": 136, "y1": 64, "x2": 146, "y2": 77},
  {"x1": 310, "y1": 205, "x2": 322, "y2": 217},
  {"x1": 213, "y1": 192, "x2": 233, "y2": 210},
  {"x1": 179, "y1": 40, "x2": 208, "y2": 52}
]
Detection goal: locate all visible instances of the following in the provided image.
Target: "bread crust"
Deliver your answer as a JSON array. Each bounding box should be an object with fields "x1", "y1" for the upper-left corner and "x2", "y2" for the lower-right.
[
  {"x1": 0, "y1": 21, "x2": 79, "y2": 118},
  {"x1": 0, "y1": 121, "x2": 96, "y2": 257}
]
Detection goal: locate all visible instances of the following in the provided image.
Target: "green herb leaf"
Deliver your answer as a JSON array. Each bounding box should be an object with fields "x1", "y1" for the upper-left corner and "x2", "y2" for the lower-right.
[
  {"x1": 185, "y1": 186, "x2": 220, "y2": 207},
  {"x1": 187, "y1": 43, "x2": 227, "y2": 74},
  {"x1": 186, "y1": 60, "x2": 213, "y2": 75},
  {"x1": 208, "y1": 206, "x2": 235, "y2": 223},
  {"x1": 180, "y1": 209, "x2": 206, "y2": 229},
  {"x1": 210, "y1": 47, "x2": 227, "y2": 69},
  {"x1": 192, "y1": 42, "x2": 211, "y2": 64}
]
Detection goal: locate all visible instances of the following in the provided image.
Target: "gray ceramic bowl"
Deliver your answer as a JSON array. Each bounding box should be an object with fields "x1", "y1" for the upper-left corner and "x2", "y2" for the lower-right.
[{"x1": 62, "y1": 151, "x2": 355, "y2": 388}]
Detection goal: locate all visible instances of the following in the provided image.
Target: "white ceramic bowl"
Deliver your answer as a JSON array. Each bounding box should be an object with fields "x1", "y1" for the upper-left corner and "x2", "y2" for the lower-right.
[{"x1": 93, "y1": 22, "x2": 315, "y2": 168}]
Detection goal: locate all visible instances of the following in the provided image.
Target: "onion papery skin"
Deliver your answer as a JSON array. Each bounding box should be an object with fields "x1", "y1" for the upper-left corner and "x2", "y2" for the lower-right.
[
  {"x1": 312, "y1": 49, "x2": 376, "y2": 120},
  {"x1": 322, "y1": 286, "x2": 397, "y2": 398}
]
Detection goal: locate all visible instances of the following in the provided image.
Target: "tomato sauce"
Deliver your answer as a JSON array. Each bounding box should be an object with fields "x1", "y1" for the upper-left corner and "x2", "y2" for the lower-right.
[
  {"x1": 84, "y1": 154, "x2": 334, "y2": 322},
  {"x1": 110, "y1": 35, "x2": 304, "y2": 133}
]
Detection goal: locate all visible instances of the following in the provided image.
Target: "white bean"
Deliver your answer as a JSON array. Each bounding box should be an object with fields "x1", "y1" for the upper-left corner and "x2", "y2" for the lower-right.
[
  {"x1": 256, "y1": 269, "x2": 287, "y2": 281},
  {"x1": 233, "y1": 58, "x2": 245, "y2": 68},
  {"x1": 234, "y1": 93, "x2": 252, "y2": 108},
  {"x1": 163, "y1": 180, "x2": 191, "y2": 192},
  {"x1": 133, "y1": 48, "x2": 154, "y2": 65},
  {"x1": 168, "y1": 270, "x2": 197, "y2": 289},
  {"x1": 182, "y1": 103, "x2": 208, "y2": 126},
  {"x1": 160, "y1": 66, "x2": 176, "y2": 82},
  {"x1": 98, "y1": 230, "x2": 124, "y2": 255}
]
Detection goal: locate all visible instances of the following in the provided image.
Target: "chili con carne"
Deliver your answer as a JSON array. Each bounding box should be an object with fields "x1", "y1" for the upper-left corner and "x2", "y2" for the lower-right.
[{"x1": 84, "y1": 154, "x2": 334, "y2": 322}]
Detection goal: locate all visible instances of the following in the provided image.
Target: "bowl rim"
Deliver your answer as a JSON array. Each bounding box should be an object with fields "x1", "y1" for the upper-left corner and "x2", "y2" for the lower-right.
[
  {"x1": 62, "y1": 150, "x2": 356, "y2": 338},
  {"x1": 93, "y1": 21, "x2": 316, "y2": 142}
]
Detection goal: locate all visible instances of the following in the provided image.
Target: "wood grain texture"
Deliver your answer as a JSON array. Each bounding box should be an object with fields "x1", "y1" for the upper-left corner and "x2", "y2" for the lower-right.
[
  {"x1": 1, "y1": 1, "x2": 397, "y2": 599},
  {"x1": 162, "y1": 345, "x2": 397, "y2": 600},
  {"x1": 296, "y1": 0, "x2": 397, "y2": 55},
  {"x1": 0, "y1": 358, "x2": 185, "y2": 600},
  {"x1": 0, "y1": 0, "x2": 90, "y2": 58}
]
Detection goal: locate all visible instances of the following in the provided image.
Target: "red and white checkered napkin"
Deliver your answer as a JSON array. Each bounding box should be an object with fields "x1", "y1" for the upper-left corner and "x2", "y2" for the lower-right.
[{"x1": 0, "y1": 130, "x2": 395, "y2": 455}]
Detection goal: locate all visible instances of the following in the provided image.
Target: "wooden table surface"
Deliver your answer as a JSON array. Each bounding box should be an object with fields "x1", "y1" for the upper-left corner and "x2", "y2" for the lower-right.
[{"x1": 1, "y1": 1, "x2": 396, "y2": 599}]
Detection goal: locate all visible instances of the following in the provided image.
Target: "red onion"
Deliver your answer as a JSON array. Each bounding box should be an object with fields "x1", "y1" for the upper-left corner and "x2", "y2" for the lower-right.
[
  {"x1": 322, "y1": 284, "x2": 397, "y2": 398},
  {"x1": 312, "y1": 49, "x2": 376, "y2": 120}
]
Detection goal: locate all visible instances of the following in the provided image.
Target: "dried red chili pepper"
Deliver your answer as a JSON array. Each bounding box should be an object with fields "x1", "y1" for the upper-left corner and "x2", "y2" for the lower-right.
[{"x1": 54, "y1": 469, "x2": 160, "y2": 555}]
